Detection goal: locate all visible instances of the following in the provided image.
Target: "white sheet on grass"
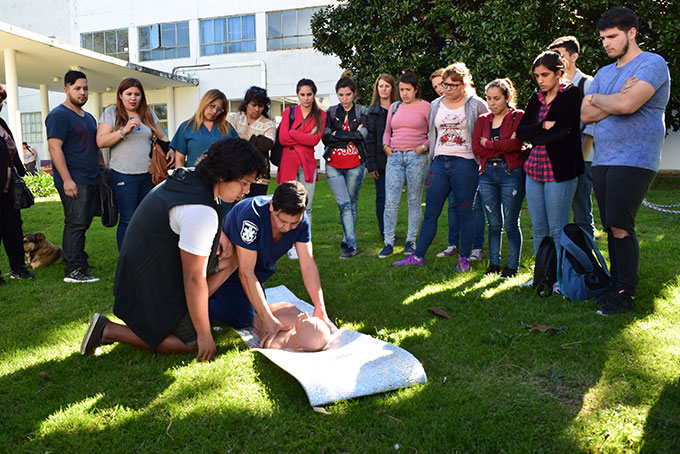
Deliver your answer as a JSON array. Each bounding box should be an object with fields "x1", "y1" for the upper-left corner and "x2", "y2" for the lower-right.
[{"x1": 235, "y1": 285, "x2": 427, "y2": 407}]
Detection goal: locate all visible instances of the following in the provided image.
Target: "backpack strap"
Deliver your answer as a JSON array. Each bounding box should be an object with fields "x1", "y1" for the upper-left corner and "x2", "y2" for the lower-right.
[
  {"x1": 391, "y1": 101, "x2": 401, "y2": 117},
  {"x1": 576, "y1": 225, "x2": 610, "y2": 275},
  {"x1": 577, "y1": 77, "x2": 587, "y2": 98}
]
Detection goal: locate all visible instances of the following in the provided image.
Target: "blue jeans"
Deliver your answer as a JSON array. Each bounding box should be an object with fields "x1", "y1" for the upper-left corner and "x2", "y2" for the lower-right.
[
  {"x1": 111, "y1": 170, "x2": 154, "y2": 250},
  {"x1": 572, "y1": 161, "x2": 594, "y2": 238},
  {"x1": 326, "y1": 164, "x2": 365, "y2": 248},
  {"x1": 478, "y1": 162, "x2": 524, "y2": 269},
  {"x1": 295, "y1": 165, "x2": 316, "y2": 224},
  {"x1": 374, "y1": 171, "x2": 386, "y2": 237},
  {"x1": 447, "y1": 189, "x2": 485, "y2": 250},
  {"x1": 525, "y1": 176, "x2": 578, "y2": 256},
  {"x1": 383, "y1": 150, "x2": 429, "y2": 245},
  {"x1": 415, "y1": 156, "x2": 479, "y2": 258}
]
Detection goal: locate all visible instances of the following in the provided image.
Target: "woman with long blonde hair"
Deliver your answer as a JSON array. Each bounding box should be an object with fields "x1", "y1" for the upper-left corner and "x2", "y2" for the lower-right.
[{"x1": 171, "y1": 89, "x2": 238, "y2": 167}]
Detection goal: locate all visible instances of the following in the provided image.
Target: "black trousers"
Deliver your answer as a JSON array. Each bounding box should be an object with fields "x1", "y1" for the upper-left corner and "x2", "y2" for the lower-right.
[
  {"x1": 57, "y1": 184, "x2": 99, "y2": 275},
  {"x1": 592, "y1": 165, "x2": 656, "y2": 294},
  {"x1": 0, "y1": 191, "x2": 25, "y2": 272}
]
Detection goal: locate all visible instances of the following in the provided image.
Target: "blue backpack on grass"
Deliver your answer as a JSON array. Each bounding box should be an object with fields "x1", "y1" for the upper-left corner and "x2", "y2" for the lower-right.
[{"x1": 557, "y1": 224, "x2": 610, "y2": 302}]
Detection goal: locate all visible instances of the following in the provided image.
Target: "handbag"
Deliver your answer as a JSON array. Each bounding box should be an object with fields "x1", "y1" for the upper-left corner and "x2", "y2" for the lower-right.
[
  {"x1": 149, "y1": 135, "x2": 171, "y2": 186},
  {"x1": 270, "y1": 107, "x2": 297, "y2": 167},
  {"x1": 98, "y1": 166, "x2": 118, "y2": 228},
  {"x1": 9, "y1": 167, "x2": 34, "y2": 210}
]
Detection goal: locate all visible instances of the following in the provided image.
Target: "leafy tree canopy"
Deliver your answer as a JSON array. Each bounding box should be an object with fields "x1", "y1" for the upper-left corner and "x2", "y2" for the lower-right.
[{"x1": 312, "y1": 0, "x2": 679, "y2": 130}]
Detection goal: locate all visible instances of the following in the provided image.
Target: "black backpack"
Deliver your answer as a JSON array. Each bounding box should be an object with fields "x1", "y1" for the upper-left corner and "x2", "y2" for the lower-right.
[
  {"x1": 533, "y1": 236, "x2": 557, "y2": 297},
  {"x1": 270, "y1": 107, "x2": 297, "y2": 167}
]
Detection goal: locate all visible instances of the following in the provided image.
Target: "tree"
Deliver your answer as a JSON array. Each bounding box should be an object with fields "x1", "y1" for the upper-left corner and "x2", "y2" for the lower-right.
[{"x1": 312, "y1": 0, "x2": 679, "y2": 130}]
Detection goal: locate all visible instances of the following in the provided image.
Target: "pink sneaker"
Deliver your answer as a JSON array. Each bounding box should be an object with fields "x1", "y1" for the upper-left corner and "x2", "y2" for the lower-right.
[
  {"x1": 470, "y1": 249, "x2": 483, "y2": 261},
  {"x1": 456, "y1": 256, "x2": 470, "y2": 272},
  {"x1": 393, "y1": 254, "x2": 425, "y2": 266}
]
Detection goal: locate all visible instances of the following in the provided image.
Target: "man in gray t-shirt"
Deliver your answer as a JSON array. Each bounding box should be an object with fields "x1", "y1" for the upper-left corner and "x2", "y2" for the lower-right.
[{"x1": 581, "y1": 7, "x2": 671, "y2": 316}]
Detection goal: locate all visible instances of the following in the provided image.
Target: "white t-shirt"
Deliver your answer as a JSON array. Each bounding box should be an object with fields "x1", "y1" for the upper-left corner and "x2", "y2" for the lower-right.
[
  {"x1": 434, "y1": 104, "x2": 474, "y2": 159},
  {"x1": 168, "y1": 204, "x2": 219, "y2": 256}
]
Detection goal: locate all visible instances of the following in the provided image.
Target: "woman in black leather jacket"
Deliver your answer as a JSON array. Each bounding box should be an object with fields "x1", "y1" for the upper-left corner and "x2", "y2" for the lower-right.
[
  {"x1": 0, "y1": 85, "x2": 35, "y2": 284},
  {"x1": 364, "y1": 73, "x2": 398, "y2": 239},
  {"x1": 321, "y1": 72, "x2": 369, "y2": 259}
]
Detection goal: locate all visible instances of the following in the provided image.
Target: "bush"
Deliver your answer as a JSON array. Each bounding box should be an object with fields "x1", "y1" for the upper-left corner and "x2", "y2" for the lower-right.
[{"x1": 24, "y1": 172, "x2": 58, "y2": 198}]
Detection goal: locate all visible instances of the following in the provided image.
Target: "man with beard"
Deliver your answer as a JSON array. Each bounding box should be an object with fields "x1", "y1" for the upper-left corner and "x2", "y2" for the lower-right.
[
  {"x1": 581, "y1": 7, "x2": 671, "y2": 315},
  {"x1": 46, "y1": 70, "x2": 104, "y2": 283}
]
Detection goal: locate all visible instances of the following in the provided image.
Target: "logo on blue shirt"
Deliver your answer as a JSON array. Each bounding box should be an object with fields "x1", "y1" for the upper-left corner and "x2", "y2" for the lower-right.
[{"x1": 240, "y1": 220, "x2": 259, "y2": 244}]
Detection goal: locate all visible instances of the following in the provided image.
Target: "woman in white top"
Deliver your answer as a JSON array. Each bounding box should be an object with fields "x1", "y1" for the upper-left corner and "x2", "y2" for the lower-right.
[
  {"x1": 393, "y1": 63, "x2": 488, "y2": 271},
  {"x1": 227, "y1": 86, "x2": 276, "y2": 197},
  {"x1": 97, "y1": 77, "x2": 173, "y2": 250}
]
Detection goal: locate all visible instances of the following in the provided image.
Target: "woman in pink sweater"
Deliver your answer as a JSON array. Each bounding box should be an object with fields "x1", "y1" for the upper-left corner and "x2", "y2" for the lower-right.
[{"x1": 378, "y1": 70, "x2": 431, "y2": 258}]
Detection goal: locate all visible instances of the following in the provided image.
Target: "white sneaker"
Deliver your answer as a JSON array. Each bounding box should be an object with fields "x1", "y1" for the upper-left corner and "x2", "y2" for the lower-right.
[
  {"x1": 552, "y1": 281, "x2": 561, "y2": 295},
  {"x1": 519, "y1": 277, "x2": 534, "y2": 288},
  {"x1": 470, "y1": 249, "x2": 483, "y2": 261},
  {"x1": 436, "y1": 245, "x2": 459, "y2": 257},
  {"x1": 287, "y1": 247, "x2": 298, "y2": 260}
]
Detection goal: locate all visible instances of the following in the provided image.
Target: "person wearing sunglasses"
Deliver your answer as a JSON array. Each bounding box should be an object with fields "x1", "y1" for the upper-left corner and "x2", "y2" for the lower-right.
[
  {"x1": 171, "y1": 89, "x2": 238, "y2": 168},
  {"x1": 393, "y1": 63, "x2": 488, "y2": 271}
]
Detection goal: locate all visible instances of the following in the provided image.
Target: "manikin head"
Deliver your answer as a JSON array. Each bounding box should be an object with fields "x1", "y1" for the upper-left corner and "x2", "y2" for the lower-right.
[{"x1": 291, "y1": 312, "x2": 331, "y2": 352}]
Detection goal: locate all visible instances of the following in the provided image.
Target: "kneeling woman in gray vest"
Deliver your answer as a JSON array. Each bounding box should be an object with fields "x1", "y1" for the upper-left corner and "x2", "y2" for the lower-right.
[{"x1": 80, "y1": 138, "x2": 267, "y2": 362}]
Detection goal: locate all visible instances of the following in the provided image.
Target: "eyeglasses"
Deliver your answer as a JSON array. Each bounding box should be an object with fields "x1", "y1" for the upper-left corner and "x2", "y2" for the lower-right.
[
  {"x1": 208, "y1": 104, "x2": 225, "y2": 114},
  {"x1": 441, "y1": 82, "x2": 463, "y2": 90}
]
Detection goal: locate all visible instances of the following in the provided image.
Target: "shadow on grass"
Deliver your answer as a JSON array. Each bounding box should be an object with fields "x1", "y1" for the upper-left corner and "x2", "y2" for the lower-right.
[{"x1": 640, "y1": 378, "x2": 680, "y2": 453}]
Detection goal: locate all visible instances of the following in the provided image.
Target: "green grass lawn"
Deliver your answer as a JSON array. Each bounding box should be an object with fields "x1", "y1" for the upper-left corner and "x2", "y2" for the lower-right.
[{"x1": 1, "y1": 175, "x2": 679, "y2": 453}]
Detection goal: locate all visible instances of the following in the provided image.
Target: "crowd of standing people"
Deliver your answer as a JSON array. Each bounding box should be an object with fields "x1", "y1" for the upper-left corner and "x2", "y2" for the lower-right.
[{"x1": 0, "y1": 7, "x2": 671, "y2": 361}]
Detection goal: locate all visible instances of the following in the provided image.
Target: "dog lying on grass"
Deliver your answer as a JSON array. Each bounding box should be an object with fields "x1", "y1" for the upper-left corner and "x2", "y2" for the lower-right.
[{"x1": 23, "y1": 233, "x2": 63, "y2": 269}]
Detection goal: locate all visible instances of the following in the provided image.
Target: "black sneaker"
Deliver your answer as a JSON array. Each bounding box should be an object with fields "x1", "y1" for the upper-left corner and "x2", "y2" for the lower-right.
[
  {"x1": 597, "y1": 290, "x2": 635, "y2": 316},
  {"x1": 594, "y1": 286, "x2": 618, "y2": 306},
  {"x1": 64, "y1": 269, "x2": 100, "y2": 283},
  {"x1": 485, "y1": 264, "x2": 501, "y2": 275},
  {"x1": 378, "y1": 244, "x2": 394, "y2": 258},
  {"x1": 80, "y1": 313, "x2": 110, "y2": 355},
  {"x1": 10, "y1": 267, "x2": 35, "y2": 280},
  {"x1": 500, "y1": 267, "x2": 518, "y2": 279},
  {"x1": 340, "y1": 241, "x2": 349, "y2": 254},
  {"x1": 340, "y1": 246, "x2": 359, "y2": 259},
  {"x1": 403, "y1": 241, "x2": 416, "y2": 255}
]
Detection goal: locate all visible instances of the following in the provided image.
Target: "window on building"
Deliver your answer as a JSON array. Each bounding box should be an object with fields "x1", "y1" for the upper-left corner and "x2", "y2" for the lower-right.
[
  {"x1": 21, "y1": 112, "x2": 43, "y2": 145},
  {"x1": 139, "y1": 22, "x2": 190, "y2": 61},
  {"x1": 200, "y1": 15, "x2": 256, "y2": 56},
  {"x1": 150, "y1": 104, "x2": 168, "y2": 136},
  {"x1": 81, "y1": 29, "x2": 129, "y2": 60},
  {"x1": 267, "y1": 7, "x2": 322, "y2": 50}
]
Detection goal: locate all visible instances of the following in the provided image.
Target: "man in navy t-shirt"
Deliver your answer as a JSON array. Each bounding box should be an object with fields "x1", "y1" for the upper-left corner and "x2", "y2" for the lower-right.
[
  {"x1": 581, "y1": 7, "x2": 671, "y2": 315},
  {"x1": 208, "y1": 181, "x2": 331, "y2": 347},
  {"x1": 46, "y1": 70, "x2": 103, "y2": 283}
]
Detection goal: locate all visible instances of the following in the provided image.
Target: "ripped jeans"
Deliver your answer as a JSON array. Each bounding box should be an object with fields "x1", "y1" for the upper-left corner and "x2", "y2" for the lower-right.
[{"x1": 478, "y1": 161, "x2": 524, "y2": 269}]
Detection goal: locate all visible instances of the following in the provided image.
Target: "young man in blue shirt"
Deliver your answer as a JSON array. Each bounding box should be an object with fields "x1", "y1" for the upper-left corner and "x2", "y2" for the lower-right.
[
  {"x1": 46, "y1": 70, "x2": 104, "y2": 283},
  {"x1": 209, "y1": 181, "x2": 331, "y2": 347},
  {"x1": 581, "y1": 7, "x2": 671, "y2": 315}
]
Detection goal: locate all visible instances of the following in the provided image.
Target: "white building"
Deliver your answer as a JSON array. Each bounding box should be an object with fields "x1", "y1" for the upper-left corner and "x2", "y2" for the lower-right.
[
  {"x1": 1, "y1": 0, "x2": 343, "y2": 168},
  {"x1": 2, "y1": 0, "x2": 678, "y2": 170}
]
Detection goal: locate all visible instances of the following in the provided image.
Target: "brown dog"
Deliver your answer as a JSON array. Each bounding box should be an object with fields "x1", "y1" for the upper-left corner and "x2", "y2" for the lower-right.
[{"x1": 23, "y1": 233, "x2": 64, "y2": 269}]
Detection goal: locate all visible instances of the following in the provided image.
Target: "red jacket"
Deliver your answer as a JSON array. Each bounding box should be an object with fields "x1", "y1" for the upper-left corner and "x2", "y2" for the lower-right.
[
  {"x1": 277, "y1": 105, "x2": 326, "y2": 184},
  {"x1": 472, "y1": 108, "x2": 525, "y2": 173}
]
